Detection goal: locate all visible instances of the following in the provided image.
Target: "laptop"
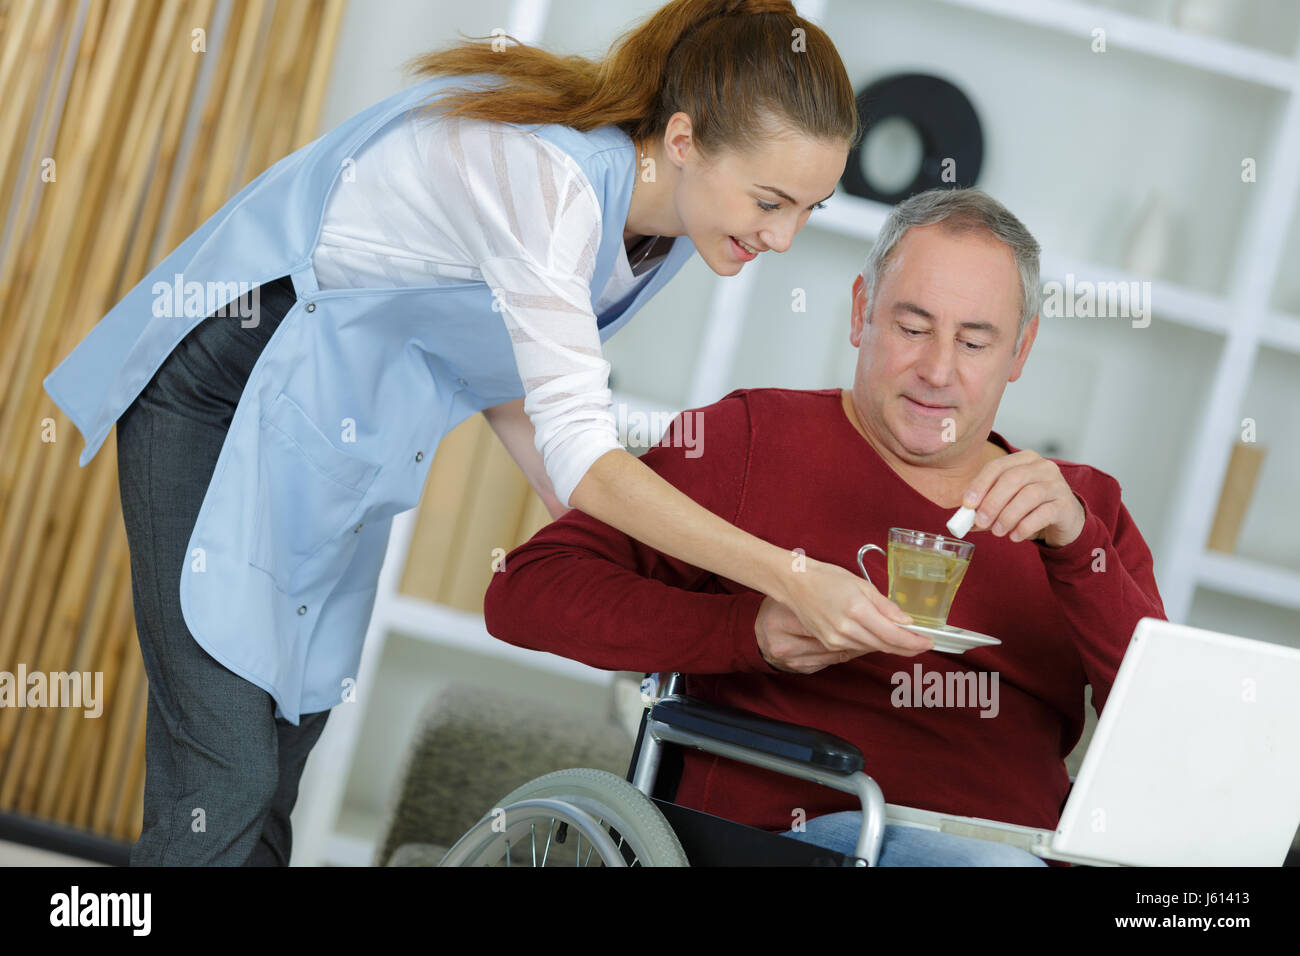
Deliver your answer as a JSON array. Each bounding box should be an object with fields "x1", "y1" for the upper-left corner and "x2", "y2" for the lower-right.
[{"x1": 881, "y1": 617, "x2": 1300, "y2": 866}]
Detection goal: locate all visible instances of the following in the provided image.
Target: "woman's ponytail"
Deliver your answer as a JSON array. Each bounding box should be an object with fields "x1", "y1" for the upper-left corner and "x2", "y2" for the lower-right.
[{"x1": 406, "y1": 0, "x2": 859, "y2": 157}]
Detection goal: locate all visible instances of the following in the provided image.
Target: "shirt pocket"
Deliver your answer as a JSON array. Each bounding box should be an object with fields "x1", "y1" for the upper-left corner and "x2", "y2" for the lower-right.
[{"x1": 250, "y1": 391, "x2": 381, "y2": 594}]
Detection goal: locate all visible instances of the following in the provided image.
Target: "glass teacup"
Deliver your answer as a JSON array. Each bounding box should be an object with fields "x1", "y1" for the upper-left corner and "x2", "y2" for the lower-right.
[{"x1": 857, "y1": 528, "x2": 975, "y2": 629}]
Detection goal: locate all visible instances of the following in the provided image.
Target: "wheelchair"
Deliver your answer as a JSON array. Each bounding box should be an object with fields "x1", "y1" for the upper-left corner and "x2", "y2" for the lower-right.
[{"x1": 438, "y1": 672, "x2": 891, "y2": 866}]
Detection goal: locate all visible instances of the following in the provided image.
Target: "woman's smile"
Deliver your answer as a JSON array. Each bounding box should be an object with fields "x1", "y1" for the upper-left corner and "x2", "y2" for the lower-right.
[{"x1": 729, "y1": 235, "x2": 761, "y2": 260}]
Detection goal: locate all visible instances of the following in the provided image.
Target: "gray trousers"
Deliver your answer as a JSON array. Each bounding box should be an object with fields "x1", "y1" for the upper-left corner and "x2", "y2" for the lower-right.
[{"x1": 115, "y1": 275, "x2": 330, "y2": 866}]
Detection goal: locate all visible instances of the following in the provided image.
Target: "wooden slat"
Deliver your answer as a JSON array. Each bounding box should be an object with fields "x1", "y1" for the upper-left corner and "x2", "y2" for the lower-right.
[
  {"x1": 237, "y1": 0, "x2": 311, "y2": 187},
  {"x1": 26, "y1": 538, "x2": 131, "y2": 816},
  {"x1": 196, "y1": 0, "x2": 271, "y2": 218},
  {"x1": 51, "y1": 531, "x2": 133, "y2": 822},
  {"x1": 154, "y1": 0, "x2": 246, "y2": 252},
  {"x1": 0, "y1": 0, "x2": 153, "y2": 770},
  {"x1": 0, "y1": 0, "x2": 350, "y2": 846},
  {"x1": 118, "y1": 0, "x2": 216, "y2": 296},
  {"x1": 0, "y1": 1, "x2": 81, "y2": 376},
  {"x1": 266, "y1": 0, "x2": 322, "y2": 160},
  {"x1": 294, "y1": 0, "x2": 346, "y2": 147},
  {"x1": 0, "y1": 1, "x2": 60, "y2": 257},
  {"x1": 87, "y1": 599, "x2": 144, "y2": 834}
]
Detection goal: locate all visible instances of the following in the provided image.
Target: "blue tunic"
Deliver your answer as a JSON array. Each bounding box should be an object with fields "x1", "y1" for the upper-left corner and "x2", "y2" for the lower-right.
[{"x1": 43, "y1": 74, "x2": 696, "y2": 723}]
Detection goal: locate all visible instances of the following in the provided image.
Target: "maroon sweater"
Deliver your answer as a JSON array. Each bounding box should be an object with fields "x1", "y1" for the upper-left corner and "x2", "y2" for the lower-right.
[{"x1": 484, "y1": 387, "x2": 1167, "y2": 838}]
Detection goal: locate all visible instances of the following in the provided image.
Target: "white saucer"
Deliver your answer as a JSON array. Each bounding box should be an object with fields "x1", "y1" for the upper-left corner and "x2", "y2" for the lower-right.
[{"x1": 902, "y1": 622, "x2": 1001, "y2": 654}]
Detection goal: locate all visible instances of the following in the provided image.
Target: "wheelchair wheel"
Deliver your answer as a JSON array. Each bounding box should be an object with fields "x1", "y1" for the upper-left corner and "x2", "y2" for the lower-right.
[{"x1": 438, "y1": 768, "x2": 689, "y2": 867}]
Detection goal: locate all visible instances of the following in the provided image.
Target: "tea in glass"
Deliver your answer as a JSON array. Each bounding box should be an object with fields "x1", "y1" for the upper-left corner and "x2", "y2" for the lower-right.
[{"x1": 857, "y1": 529, "x2": 975, "y2": 628}]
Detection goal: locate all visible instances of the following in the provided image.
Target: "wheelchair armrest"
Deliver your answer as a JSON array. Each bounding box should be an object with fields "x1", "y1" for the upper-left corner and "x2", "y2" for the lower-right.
[{"x1": 649, "y1": 694, "x2": 864, "y2": 775}]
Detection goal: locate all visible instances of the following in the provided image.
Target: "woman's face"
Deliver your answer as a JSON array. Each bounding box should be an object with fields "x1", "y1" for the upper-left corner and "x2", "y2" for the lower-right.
[{"x1": 672, "y1": 124, "x2": 849, "y2": 276}]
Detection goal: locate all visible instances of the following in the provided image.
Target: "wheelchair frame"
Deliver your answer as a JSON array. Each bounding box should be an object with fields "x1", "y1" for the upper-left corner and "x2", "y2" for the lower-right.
[
  {"x1": 626, "y1": 672, "x2": 888, "y2": 866},
  {"x1": 438, "y1": 670, "x2": 1092, "y2": 867}
]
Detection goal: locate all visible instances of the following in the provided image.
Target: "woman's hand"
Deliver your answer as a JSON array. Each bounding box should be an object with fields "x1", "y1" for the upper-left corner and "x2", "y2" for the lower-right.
[
  {"x1": 755, "y1": 596, "x2": 873, "y2": 674},
  {"x1": 772, "y1": 557, "x2": 932, "y2": 658}
]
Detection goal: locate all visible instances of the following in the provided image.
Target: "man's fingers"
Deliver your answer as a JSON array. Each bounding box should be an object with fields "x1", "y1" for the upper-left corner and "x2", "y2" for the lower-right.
[
  {"x1": 986, "y1": 483, "x2": 1050, "y2": 536},
  {"x1": 967, "y1": 451, "x2": 1045, "y2": 526},
  {"x1": 962, "y1": 449, "x2": 1036, "y2": 508}
]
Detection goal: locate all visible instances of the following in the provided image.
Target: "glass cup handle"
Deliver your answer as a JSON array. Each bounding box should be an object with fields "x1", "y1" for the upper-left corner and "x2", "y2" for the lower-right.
[{"x1": 857, "y1": 543, "x2": 885, "y2": 579}]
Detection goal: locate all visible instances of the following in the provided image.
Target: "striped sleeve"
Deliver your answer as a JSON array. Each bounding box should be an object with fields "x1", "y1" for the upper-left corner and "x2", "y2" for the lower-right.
[{"x1": 439, "y1": 116, "x2": 622, "y2": 508}]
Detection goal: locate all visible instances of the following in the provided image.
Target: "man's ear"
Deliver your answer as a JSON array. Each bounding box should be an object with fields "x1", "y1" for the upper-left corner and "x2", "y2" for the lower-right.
[
  {"x1": 1008, "y1": 313, "x2": 1038, "y2": 383},
  {"x1": 850, "y1": 273, "x2": 867, "y2": 346}
]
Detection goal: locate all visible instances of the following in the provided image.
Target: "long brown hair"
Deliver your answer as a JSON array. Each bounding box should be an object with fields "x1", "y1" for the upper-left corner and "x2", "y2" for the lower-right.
[{"x1": 404, "y1": 0, "x2": 860, "y2": 158}]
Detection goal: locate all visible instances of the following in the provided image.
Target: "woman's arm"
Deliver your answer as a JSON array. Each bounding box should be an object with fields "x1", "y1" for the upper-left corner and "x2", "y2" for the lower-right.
[
  {"x1": 482, "y1": 397, "x2": 568, "y2": 520},
  {"x1": 486, "y1": 395, "x2": 925, "y2": 658},
  {"x1": 569, "y1": 445, "x2": 931, "y2": 658},
  {"x1": 439, "y1": 124, "x2": 920, "y2": 657},
  {"x1": 483, "y1": 395, "x2": 925, "y2": 659}
]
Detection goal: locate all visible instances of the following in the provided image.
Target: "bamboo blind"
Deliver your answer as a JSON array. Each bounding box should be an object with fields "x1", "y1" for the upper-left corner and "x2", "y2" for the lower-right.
[{"x1": 0, "y1": 0, "x2": 347, "y2": 845}]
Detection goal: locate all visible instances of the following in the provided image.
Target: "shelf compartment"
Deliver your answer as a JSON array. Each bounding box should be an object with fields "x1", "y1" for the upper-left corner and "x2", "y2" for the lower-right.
[
  {"x1": 935, "y1": 0, "x2": 1300, "y2": 89},
  {"x1": 812, "y1": 192, "x2": 1235, "y2": 335},
  {"x1": 1197, "y1": 551, "x2": 1300, "y2": 613}
]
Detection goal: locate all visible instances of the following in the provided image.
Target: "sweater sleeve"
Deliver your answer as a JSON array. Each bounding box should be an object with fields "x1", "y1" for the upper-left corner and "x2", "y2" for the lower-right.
[
  {"x1": 1033, "y1": 473, "x2": 1167, "y2": 714},
  {"x1": 483, "y1": 392, "x2": 773, "y2": 674},
  {"x1": 437, "y1": 116, "x2": 622, "y2": 508}
]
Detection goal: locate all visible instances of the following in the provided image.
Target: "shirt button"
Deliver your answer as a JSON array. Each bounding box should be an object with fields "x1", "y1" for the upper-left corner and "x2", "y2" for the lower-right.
[
  {"x1": 297, "y1": 605, "x2": 307, "y2": 615},
  {"x1": 415, "y1": 451, "x2": 424, "y2": 462},
  {"x1": 353, "y1": 523, "x2": 363, "y2": 533},
  {"x1": 457, "y1": 378, "x2": 467, "y2": 387},
  {"x1": 304, "y1": 302, "x2": 315, "y2": 312}
]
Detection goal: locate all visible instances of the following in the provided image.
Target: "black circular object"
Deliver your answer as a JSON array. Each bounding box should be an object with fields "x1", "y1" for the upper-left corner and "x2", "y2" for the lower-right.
[{"x1": 842, "y1": 73, "x2": 984, "y2": 205}]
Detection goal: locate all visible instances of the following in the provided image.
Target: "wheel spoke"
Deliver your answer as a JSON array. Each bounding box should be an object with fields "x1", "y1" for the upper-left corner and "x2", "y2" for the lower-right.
[
  {"x1": 541, "y1": 819, "x2": 555, "y2": 867},
  {"x1": 583, "y1": 819, "x2": 603, "y2": 867},
  {"x1": 461, "y1": 773, "x2": 678, "y2": 867}
]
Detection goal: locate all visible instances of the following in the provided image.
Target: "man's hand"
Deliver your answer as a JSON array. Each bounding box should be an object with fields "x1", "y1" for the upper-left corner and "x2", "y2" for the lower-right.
[
  {"x1": 756, "y1": 596, "x2": 862, "y2": 674},
  {"x1": 754, "y1": 590, "x2": 929, "y2": 674},
  {"x1": 963, "y1": 450, "x2": 1086, "y2": 548}
]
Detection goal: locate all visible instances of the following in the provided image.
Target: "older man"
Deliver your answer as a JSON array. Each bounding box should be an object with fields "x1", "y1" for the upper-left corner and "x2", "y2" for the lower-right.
[{"x1": 483, "y1": 187, "x2": 1167, "y2": 866}]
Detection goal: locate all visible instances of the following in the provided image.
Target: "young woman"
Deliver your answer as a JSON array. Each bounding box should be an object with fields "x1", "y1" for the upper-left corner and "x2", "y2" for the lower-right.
[{"x1": 45, "y1": 0, "x2": 924, "y2": 866}]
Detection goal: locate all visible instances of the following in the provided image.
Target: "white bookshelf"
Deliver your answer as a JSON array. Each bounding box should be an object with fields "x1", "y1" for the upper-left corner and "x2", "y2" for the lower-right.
[
  {"x1": 941, "y1": 0, "x2": 1299, "y2": 90},
  {"x1": 293, "y1": 0, "x2": 1300, "y2": 866}
]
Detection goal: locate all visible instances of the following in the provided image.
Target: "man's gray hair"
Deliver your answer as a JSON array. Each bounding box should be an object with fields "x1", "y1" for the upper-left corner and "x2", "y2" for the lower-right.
[{"x1": 862, "y1": 187, "x2": 1041, "y2": 350}]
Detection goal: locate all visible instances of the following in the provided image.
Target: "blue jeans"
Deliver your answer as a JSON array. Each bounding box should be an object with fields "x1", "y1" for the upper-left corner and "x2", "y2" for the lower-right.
[{"x1": 780, "y1": 811, "x2": 1047, "y2": 866}]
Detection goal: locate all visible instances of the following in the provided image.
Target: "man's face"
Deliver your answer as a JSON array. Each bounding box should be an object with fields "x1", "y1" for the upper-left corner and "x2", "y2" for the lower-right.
[{"x1": 849, "y1": 223, "x2": 1038, "y2": 465}]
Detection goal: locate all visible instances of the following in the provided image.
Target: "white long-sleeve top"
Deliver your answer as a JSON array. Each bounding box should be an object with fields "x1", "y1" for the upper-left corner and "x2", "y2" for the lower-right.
[{"x1": 310, "y1": 111, "x2": 671, "y2": 507}]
